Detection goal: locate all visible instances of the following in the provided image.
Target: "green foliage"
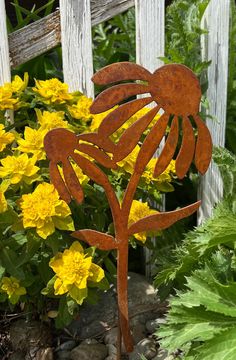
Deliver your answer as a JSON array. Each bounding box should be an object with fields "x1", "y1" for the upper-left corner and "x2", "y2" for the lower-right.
[
  {"x1": 158, "y1": 253, "x2": 236, "y2": 359},
  {"x1": 155, "y1": 147, "x2": 236, "y2": 296},
  {"x1": 93, "y1": 8, "x2": 135, "y2": 72},
  {"x1": 8, "y1": 2, "x2": 135, "y2": 81},
  {"x1": 163, "y1": 0, "x2": 211, "y2": 82},
  {"x1": 156, "y1": 148, "x2": 236, "y2": 358},
  {"x1": 6, "y1": 0, "x2": 56, "y2": 33}
]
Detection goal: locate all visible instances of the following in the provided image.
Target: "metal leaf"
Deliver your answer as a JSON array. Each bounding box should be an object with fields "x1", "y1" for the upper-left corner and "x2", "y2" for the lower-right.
[
  {"x1": 175, "y1": 117, "x2": 195, "y2": 179},
  {"x1": 72, "y1": 229, "x2": 118, "y2": 250},
  {"x1": 90, "y1": 83, "x2": 150, "y2": 113},
  {"x1": 92, "y1": 61, "x2": 152, "y2": 85},
  {"x1": 77, "y1": 143, "x2": 117, "y2": 169},
  {"x1": 97, "y1": 97, "x2": 152, "y2": 138},
  {"x1": 128, "y1": 201, "x2": 201, "y2": 235},
  {"x1": 194, "y1": 115, "x2": 212, "y2": 174},
  {"x1": 154, "y1": 116, "x2": 179, "y2": 177},
  {"x1": 113, "y1": 106, "x2": 160, "y2": 162}
]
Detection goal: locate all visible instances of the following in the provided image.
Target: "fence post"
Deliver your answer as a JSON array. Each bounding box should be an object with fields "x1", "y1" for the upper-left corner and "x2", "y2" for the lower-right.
[
  {"x1": 0, "y1": 0, "x2": 11, "y2": 85},
  {"x1": 59, "y1": 0, "x2": 94, "y2": 97},
  {"x1": 198, "y1": 0, "x2": 230, "y2": 223},
  {"x1": 135, "y1": 0, "x2": 165, "y2": 277}
]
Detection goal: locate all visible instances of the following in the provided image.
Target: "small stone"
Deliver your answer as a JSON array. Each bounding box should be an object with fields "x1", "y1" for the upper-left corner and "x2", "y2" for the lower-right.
[
  {"x1": 56, "y1": 350, "x2": 71, "y2": 360},
  {"x1": 104, "y1": 327, "x2": 125, "y2": 353},
  {"x1": 70, "y1": 343, "x2": 108, "y2": 360},
  {"x1": 80, "y1": 338, "x2": 99, "y2": 345},
  {"x1": 107, "y1": 344, "x2": 117, "y2": 356},
  {"x1": 69, "y1": 273, "x2": 159, "y2": 339},
  {"x1": 55, "y1": 340, "x2": 77, "y2": 352},
  {"x1": 146, "y1": 318, "x2": 167, "y2": 334},
  {"x1": 132, "y1": 323, "x2": 147, "y2": 344},
  {"x1": 129, "y1": 338, "x2": 157, "y2": 360},
  {"x1": 104, "y1": 328, "x2": 118, "y2": 345},
  {"x1": 9, "y1": 320, "x2": 51, "y2": 353},
  {"x1": 35, "y1": 347, "x2": 53, "y2": 360}
]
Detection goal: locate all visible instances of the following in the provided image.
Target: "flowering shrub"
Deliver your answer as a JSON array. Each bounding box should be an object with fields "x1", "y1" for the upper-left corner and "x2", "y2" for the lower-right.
[{"x1": 0, "y1": 75, "x2": 176, "y2": 326}]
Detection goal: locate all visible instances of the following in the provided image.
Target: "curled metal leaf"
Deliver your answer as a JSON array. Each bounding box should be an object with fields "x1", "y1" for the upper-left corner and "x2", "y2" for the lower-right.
[{"x1": 92, "y1": 61, "x2": 152, "y2": 85}]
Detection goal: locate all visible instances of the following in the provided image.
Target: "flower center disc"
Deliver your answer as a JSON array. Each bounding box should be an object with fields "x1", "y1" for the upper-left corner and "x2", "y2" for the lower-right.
[
  {"x1": 44, "y1": 128, "x2": 78, "y2": 162},
  {"x1": 149, "y1": 64, "x2": 201, "y2": 117}
]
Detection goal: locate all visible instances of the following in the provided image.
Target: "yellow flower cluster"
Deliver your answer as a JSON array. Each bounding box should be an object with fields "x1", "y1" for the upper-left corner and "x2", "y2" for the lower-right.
[
  {"x1": 0, "y1": 124, "x2": 15, "y2": 152},
  {"x1": 1, "y1": 276, "x2": 26, "y2": 304},
  {"x1": 17, "y1": 109, "x2": 69, "y2": 160},
  {"x1": 0, "y1": 86, "x2": 18, "y2": 111},
  {"x1": 33, "y1": 78, "x2": 73, "y2": 104},
  {"x1": 117, "y1": 146, "x2": 176, "y2": 187},
  {"x1": 19, "y1": 183, "x2": 74, "y2": 239},
  {"x1": 0, "y1": 153, "x2": 40, "y2": 185},
  {"x1": 9, "y1": 73, "x2": 29, "y2": 93},
  {"x1": 17, "y1": 127, "x2": 46, "y2": 160},
  {"x1": 68, "y1": 95, "x2": 93, "y2": 120},
  {"x1": 36, "y1": 109, "x2": 68, "y2": 131},
  {"x1": 50, "y1": 241, "x2": 104, "y2": 304},
  {"x1": 128, "y1": 200, "x2": 157, "y2": 243},
  {"x1": 0, "y1": 73, "x2": 28, "y2": 111}
]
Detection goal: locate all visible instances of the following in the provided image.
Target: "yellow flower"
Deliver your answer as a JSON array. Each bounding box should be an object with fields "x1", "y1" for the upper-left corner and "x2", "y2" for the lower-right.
[
  {"x1": 10, "y1": 73, "x2": 29, "y2": 93},
  {"x1": 143, "y1": 159, "x2": 176, "y2": 187},
  {"x1": 33, "y1": 78, "x2": 73, "y2": 104},
  {"x1": 0, "y1": 191, "x2": 7, "y2": 213},
  {"x1": 17, "y1": 127, "x2": 47, "y2": 160},
  {"x1": 1, "y1": 276, "x2": 26, "y2": 304},
  {"x1": 0, "y1": 124, "x2": 15, "y2": 151},
  {"x1": 49, "y1": 241, "x2": 104, "y2": 304},
  {"x1": 68, "y1": 95, "x2": 93, "y2": 120},
  {"x1": 117, "y1": 145, "x2": 140, "y2": 174},
  {"x1": 0, "y1": 85, "x2": 18, "y2": 110},
  {"x1": 0, "y1": 153, "x2": 40, "y2": 185},
  {"x1": 0, "y1": 180, "x2": 9, "y2": 213},
  {"x1": 19, "y1": 182, "x2": 74, "y2": 239},
  {"x1": 128, "y1": 200, "x2": 157, "y2": 243},
  {"x1": 36, "y1": 109, "x2": 68, "y2": 131}
]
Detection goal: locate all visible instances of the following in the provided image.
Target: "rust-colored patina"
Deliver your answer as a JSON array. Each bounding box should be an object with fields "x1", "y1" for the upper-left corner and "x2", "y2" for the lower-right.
[{"x1": 44, "y1": 62, "x2": 212, "y2": 358}]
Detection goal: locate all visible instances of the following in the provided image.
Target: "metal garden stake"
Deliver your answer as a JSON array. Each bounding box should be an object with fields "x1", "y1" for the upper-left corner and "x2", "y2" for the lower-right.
[{"x1": 44, "y1": 62, "x2": 212, "y2": 358}]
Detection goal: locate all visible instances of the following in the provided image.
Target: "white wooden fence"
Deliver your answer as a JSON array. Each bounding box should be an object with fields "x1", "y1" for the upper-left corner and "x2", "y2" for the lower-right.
[{"x1": 0, "y1": 0, "x2": 230, "y2": 273}]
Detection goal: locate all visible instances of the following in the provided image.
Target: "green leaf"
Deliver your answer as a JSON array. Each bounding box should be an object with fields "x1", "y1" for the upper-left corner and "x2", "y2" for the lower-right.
[
  {"x1": 195, "y1": 327, "x2": 236, "y2": 360},
  {"x1": 55, "y1": 296, "x2": 77, "y2": 329},
  {"x1": 69, "y1": 286, "x2": 87, "y2": 305},
  {"x1": 0, "y1": 248, "x2": 24, "y2": 279},
  {"x1": 158, "y1": 256, "x2": 236, "y2": 358},
  {"x1": 0, "y1": 265, "x2": 5, "y2": 280},
  {"x1": 41, "y1": 275, "x2": 56, "y2": 296}
]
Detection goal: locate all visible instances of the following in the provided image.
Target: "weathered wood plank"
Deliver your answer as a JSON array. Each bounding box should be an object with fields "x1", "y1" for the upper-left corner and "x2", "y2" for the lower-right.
[
  {"x1": 135, "y1": 0, "x2": 165, "y2": 277},
  {"x1": 59, "y1": 0, "x2": 94, "y2": 96},
  {"x1": 135, "y1": 0, "x2": 165, "y2": 72},
  {"x1": 91, "y1": 0, "x2": 134, "y2": 24},
  {"x1": 8, "y1": 11, "x2": 61, "y2": 69},
  {"x1": 0, "y1": 0, "x2": 11, "y2": 84},
  {"x1": 198, "y1": 0, "x2": 230, "y2": 223},
  {"x1": 8, "y1": 0, "x2": 135, "y2": 69}
]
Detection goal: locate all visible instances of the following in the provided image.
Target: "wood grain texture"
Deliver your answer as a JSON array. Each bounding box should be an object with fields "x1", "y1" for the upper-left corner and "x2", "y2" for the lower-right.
[
  {"x1": 198, "y1": 0, "x2": 230, "y2": 223},
  {"x1": 8, "y1": 0, "x2": 134, "y2": 69},
  {"x1": 59, "y1": 0, "x2": 94, "y2": 96},
  {"x1": 135, "y1": 0, "x2": 165, "y2": 277},
  {"x1": 8, "y1": 11, "x2": 61, "y2": 68},
  {"x1": 0, "y1": 0, "x2": 11, "y2": 84}
]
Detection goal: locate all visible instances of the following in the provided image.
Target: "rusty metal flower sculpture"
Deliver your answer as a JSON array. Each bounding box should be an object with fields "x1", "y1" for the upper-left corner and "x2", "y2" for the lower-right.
[{"x1": 44, "y1": 61, "x2": 212, "y2": 358}]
